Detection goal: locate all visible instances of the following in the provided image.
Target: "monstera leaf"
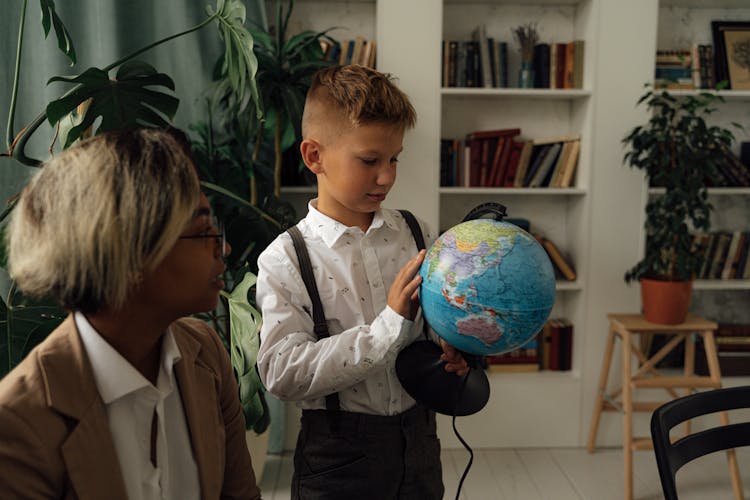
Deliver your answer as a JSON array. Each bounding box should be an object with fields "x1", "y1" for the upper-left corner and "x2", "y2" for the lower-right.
[
  {"x1": 39, "y1": 0, "x2": 76, "y2": 65},
  {"x1": 209, "y1": 0, "x2": 261, "y2": 118},
  {"x1": 45, "y1": 61, "x2": 178, "y2": 147},
  {"x1": 220, "y1": 269, "x2": 268, "y2": 433}
]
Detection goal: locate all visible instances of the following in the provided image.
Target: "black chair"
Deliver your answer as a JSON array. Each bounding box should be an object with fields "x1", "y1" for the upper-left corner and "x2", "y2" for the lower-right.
[{"x1": 650, "y1": 385, "x2": 750, "y2": 499}]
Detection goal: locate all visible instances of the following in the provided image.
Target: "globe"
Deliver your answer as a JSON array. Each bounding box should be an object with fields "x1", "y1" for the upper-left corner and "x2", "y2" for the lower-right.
[{"x1": 420, "y1": 218, "x2": 556, "y2": 356}]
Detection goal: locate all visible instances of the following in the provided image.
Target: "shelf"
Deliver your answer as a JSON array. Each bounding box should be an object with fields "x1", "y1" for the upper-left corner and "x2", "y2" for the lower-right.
[
  {"x1": 694, "y1": 280, "x2": 750, "y2": 291},
  {"x1": 440, "y1": 187, "x2": 586, "y2": 195},
  {"x1": 655, "y1": 89, "x2": 750, "y2": 101},
  {"x1": 441, "y1": 88, "x2": 592, "y2": 100},
  {"x1": 649, "y1": 187, "x2": 750, "y2": 195}
]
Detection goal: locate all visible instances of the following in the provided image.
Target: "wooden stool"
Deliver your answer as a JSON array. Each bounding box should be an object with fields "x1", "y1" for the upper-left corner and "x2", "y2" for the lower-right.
[{"x1": 586, "y1": 313, "x2": 743, "y2": 500}]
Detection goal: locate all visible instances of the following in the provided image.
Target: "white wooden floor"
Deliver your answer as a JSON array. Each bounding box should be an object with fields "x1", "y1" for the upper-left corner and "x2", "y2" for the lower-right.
[{"x1": 259, "y1": 446, "x2": 750, "y2": 499}]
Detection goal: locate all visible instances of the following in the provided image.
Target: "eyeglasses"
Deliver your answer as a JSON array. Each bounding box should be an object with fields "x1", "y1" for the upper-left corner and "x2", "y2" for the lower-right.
[{"x1": 178, "y1": 218, "x2": 227, "y2": 258}]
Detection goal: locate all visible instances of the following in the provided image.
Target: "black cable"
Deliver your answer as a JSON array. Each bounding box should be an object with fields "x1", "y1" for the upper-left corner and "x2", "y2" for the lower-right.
[{"x1": 452, "y1": 371, "x2": 473, "y2": 500}]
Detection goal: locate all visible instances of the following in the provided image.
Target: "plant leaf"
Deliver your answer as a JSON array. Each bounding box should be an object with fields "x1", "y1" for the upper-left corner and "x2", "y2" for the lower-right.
[
  {"x1": 39, "y1": 0, "x2": 76, "y2": 65},
  {"x1": 46, "y1": 61, "x2": 178, "y2": 147},
  {"x1": 221, "y1": 270, "x2": 267, "y2": 430},
  {"x1": 209, "y1": 0, "x2": 261, "y2": 119}
]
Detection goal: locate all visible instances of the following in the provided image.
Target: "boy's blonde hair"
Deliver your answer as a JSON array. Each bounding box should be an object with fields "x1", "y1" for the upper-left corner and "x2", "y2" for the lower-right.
[
  {"x1": 302, "y1": 64, "x2": 416, "y2": 139},
  {"x1": 7, "y1": 128, "x2": 200, "y2": 313}
]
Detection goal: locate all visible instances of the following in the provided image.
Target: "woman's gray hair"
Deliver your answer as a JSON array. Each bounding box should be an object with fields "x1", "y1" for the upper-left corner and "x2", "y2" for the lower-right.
[{"x1": 7, "y1": 128, "x2": 201, "y2": 313}]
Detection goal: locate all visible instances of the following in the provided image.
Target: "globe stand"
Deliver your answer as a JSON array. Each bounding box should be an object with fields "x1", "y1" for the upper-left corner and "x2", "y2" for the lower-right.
[{"x1": 395, "y1": 341, "x2": 490, "y2": 416}]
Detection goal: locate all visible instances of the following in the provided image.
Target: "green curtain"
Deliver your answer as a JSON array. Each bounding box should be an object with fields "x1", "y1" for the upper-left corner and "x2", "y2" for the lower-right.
[{"x1": 0, "y1": 0, "x2": 267, "y2": 205}]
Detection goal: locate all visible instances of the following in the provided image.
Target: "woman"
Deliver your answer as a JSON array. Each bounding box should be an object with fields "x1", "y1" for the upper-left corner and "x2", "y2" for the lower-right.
[{"x1": 0, "y1": 128, "x2": 261, "y2": 500}]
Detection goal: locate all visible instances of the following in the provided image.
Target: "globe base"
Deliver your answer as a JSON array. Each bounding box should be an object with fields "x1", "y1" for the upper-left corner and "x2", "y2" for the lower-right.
[{"x1": 396, "y1": 341, "x2": 490, "y2": 416}]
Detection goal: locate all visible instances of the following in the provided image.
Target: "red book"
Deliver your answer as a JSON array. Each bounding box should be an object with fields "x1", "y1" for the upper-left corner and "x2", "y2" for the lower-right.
[
  {"x1": 502, "y1": 141, "x2": 524, "y2": 187},
  {"x1": 468, "y1": 128, "x2": 521, "y2": 140},
  {"x1": 492, "y1": 135, "x2": 516, "y2": 186},
  {"x1": 487, "y1": 137, "x2": 507, "y2": 187},
  {"x1": 555, "y1": 42, "x2": 566, "y2": 89},
  {"x1": 549, "y1": 319, "x2": 561, "y2": 370}
]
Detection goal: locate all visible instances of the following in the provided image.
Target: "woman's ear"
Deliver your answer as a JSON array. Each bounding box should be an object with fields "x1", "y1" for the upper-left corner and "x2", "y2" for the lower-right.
[{"x1": 300, "y1": 139, "x2": 323, "y2": 174}]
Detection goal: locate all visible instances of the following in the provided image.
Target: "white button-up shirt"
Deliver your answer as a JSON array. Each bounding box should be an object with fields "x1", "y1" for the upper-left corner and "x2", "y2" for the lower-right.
[
  {"x1": 256, "y1": 201, "x2": 436, "y2": 415},
  {"x1": 75, "y1": 312, "x2": 200, "y2": 500}
]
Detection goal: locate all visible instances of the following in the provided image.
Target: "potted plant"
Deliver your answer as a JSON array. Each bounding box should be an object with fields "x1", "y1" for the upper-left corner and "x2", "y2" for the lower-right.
[
  {"x1": 1, "y1": 0, "x2": 274, "y2": 434},
  {"x1": 622, "y1": 85, "x2": 741, "y2": 324}
]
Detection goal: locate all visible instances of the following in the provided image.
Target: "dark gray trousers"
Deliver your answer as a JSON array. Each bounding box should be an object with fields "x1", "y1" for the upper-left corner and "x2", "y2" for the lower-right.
[{"x1": 291, "y1": 405, "x2": 444, "y2": 499}]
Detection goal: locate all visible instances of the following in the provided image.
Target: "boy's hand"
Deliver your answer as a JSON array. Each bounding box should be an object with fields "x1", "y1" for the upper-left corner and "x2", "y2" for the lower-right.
[
  {"x1": 439, "y1": 339, "x2": 469, "y2": 377},
  {"x1": 387, "y1": 249, "x2": 426, "y2": 320}
]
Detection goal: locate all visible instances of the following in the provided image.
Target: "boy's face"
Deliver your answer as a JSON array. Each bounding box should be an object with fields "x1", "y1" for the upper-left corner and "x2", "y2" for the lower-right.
[{"x1": 303, "y1": 121, "x2": 404, "y2": 229}]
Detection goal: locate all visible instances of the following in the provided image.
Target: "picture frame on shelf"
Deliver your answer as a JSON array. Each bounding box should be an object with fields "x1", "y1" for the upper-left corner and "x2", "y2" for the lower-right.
[{"x1": 711, "y1": 20, "x2": 750, "y2": 90}]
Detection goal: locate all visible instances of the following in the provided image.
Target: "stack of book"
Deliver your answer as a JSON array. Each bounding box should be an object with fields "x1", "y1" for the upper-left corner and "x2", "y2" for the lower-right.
[
  {"x1": 653, "y1": 46, "x2": 716, "y2": 90},
  {"x1": 691, "y1": 231, "x2": 750, "y2": 280},
  {"x1": 531, "y1": 40, "x2": 585, "y2": 89},
  {"x1": 442, "y1": 24, "x2": 509, "y2": 88},
  {"x1": 483, "y1": 318, "x2": 574, "y2": 372},
  {"x1": 321, "y1": 37, "x2": 376, "y2": 68},
  {"x1": 440, "y1": 131, "x2": 580, "y2": 188},
  {"x1": 696, "y1": 324, "x2": 750, "y2": 376}
]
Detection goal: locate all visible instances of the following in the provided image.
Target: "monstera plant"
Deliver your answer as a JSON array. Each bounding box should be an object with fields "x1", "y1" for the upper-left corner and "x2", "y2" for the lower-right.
[{"x1": 1, "y1": 0, "x2": 271, "y2": 432}]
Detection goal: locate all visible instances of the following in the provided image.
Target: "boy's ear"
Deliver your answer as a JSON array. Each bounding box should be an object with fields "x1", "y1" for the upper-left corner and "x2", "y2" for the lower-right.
[{"x1": 300, "y1": 139, "x2": 323, "y2": 174}]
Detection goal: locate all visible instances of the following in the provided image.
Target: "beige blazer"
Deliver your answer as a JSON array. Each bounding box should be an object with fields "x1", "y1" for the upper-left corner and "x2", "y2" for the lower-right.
[{"x1": 0, "y1": 315, "x2": 261, "y2": 500}]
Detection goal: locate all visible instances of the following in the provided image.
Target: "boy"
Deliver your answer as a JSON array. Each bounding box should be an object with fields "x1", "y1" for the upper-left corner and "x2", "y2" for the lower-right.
[{"x1": 256, "y1": 65, "x2": 467, "y2": 499}]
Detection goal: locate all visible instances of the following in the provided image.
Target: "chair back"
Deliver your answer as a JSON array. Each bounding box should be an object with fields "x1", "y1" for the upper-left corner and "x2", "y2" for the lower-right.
[{"x1": 650, "y1": 385, "x2": 750, "y2": 499}]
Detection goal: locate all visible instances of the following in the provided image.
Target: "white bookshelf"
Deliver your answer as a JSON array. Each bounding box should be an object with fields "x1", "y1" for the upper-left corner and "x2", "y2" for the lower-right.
[{"x1": 275, "y1": 0, "x2": 750, "y2": 450}]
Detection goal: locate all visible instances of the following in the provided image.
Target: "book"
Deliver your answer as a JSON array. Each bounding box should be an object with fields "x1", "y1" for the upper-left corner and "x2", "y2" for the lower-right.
[
  {"x1": 709, "y1": 231, "x2": 732, "y2": 279},
  {"x1": 540, "y1": 236, "x2": 577, "y2": 281},
  {"x1": 557, "y1": 139, "x2": 581, "y2": 187},
  {"x1": 549, "y1": 43, "x2": 558, "y2": 89},
  {"x1": 558, "y1": 318, "x2": 574, "y2": 371},
  {"x1": 491, "y1": 136, "x2": 516, "y2": 186},
  {"x1": 523, "y1": 144, "x2": 553, "y2": 187},
  {"x1": 487, "y1": 136, "x2": 507, "y2": 187},
  {"x1": 351, "y1": 36, "x2": 365, "y2": 66},
  {"x1": 734, "y1": 232, "x2": 750, "y2": 278},
  {"x1": 502, "y1": 141, "x2": 524, "y2": 187},
  {"x1": 472, "y1": 24, "x2": 492, "y2": 88},
  {"x1": 699, "y1": 232, "x2": 719, "y2": 279},
  {"x1": 564, "y1": 41, "x2": 576, "y2": 89},
  {"x1": 487, "y1": 363, "x2": 540, "y2": 373},
  {"x1": 548, "y1": 140, "x2": 574, "y2": 188},
  {"x1": 554, "y1": 42, "x2": 567, "y2": 89},
  {"x1": 528, "y1": 142, "x2": 562, "y2": 187},
  {"x1": 572, "y1": 40, "x2": 585, "y2": 89},
  {"x1": 721, "y1": 231, "x2": 742, "y2": 280},
  {"x1": 533, "y1": 43, "x2": 551, "y2": 88},
  {"x1": 513, "y1": 140, "x2": 535, "y2": 187}
]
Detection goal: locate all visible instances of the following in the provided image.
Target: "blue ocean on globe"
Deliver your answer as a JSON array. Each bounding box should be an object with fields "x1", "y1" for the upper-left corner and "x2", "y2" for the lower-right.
[{"x1": 420, "y1": 219, "x2": 556, "y2": 356}]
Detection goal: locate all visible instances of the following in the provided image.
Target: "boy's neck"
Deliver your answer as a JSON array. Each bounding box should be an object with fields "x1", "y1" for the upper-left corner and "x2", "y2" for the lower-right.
[{"x1": 315, "y1": 198, "x2": 376, "y2": 232}]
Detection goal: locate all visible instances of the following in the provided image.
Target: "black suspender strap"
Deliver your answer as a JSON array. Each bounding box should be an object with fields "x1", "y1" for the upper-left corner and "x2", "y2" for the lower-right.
[
  {"x1": 288, "y1": 226, "x2": 330, "y2": 340},
  {"x1": 287, "y1": 226, "x2": 342, "y2": 419},
  {"x1": 398, "y1": 209, "x2": 426, "y2": 251}
]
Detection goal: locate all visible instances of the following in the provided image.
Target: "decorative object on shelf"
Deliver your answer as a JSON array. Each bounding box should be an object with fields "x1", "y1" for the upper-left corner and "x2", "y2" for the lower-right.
[
  {"x1": 622, "y1": 85, "x2": 742, "y2": 324},
  {"x1": 512, "y1": 23, "x2": 539, "y2": 89},
  {"x1": 711, "y1": 20, "x2": 750, "y2": 90},
  {"x1": 395, "y1": 202, "x2": 555, "y2": 416}
]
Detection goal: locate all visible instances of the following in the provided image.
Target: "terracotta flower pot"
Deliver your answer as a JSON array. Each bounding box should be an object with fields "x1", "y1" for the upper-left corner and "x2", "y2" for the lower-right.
[{"x1": 640, "y1": 278, "x2": 693, "y2": 325}]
